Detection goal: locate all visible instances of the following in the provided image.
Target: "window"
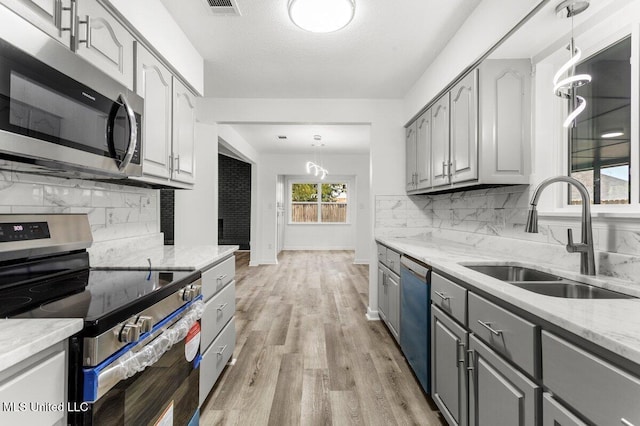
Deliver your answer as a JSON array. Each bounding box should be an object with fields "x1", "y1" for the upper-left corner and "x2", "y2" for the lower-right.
[
  {"x1": 569, "y1": 36, "x2": 631, "y2": 205},
  {"x1": 291, "y1": 182, "x2": 347, "y2": 223}
]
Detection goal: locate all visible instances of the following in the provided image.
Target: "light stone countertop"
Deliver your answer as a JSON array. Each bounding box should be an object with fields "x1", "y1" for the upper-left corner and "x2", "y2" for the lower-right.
[
  {"x1": 0, "y1": 319, "x2": 83, "y2": 372},
  {"x1": 91, "y1": 244, "x2": 239, "y2": 271},
  {"x1": 377, "y1": 236, "x2": 640, "y2": 366}
]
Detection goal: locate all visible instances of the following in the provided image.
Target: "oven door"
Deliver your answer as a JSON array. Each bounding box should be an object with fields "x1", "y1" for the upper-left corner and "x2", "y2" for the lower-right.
[
  {"x1": 0, "y1": 28, "x2": 142, "y2": 178},
  {"x1": 74, "y1": 299, "x2": 203, "y2": 426}
]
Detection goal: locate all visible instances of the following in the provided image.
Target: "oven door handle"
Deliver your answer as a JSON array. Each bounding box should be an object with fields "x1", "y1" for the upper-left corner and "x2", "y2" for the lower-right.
[{"x1": 83, "y1": 298, "x2": 204, "y2": 403}]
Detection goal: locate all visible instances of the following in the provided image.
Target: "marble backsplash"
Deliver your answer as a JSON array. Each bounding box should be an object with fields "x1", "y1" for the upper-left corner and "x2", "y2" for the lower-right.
[
  {"x1": 0, "y1": 161, "x2": 159, "y2": 245},
  {"x1": 375, "y1": 185, "x2": 640, "y2": 283}
]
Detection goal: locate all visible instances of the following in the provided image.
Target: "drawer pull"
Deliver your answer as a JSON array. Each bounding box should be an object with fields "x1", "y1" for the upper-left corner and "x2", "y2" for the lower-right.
[
  {"x1": 217, "y1": 274, "x2": 227, "y2": 283},
  {"x1": 466, "y1": 349, "x2": 474, "y2": 371},
  {"x1": 477, "y1": 320, "x2": 503, "y2": 336},
  {"x1": 457, "y1": 341, "x2": 465, "y2": 364},
  {"x1": 216, "y1": 345, "x2": 228, "y2": 356},
  {"x1": 434, "y1": 291, "x2": 450, "y2": 301},
  {"x1": 621, "y1": 419, "x2": 635, "y2": 426},
  {"x1": 217, "y1": 303, "x2": 228, "y2": 311}
]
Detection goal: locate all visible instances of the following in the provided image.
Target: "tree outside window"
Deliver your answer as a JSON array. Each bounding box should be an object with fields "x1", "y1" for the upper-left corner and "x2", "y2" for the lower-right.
[{"x1": 291, "y1": 183, "x2": 347, "y2": 223}]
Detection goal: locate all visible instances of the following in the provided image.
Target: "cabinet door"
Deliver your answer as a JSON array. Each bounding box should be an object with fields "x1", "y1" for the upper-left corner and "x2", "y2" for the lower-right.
[
  {"x1": 135, "y1": 43, "x2": 172, "y2": 179},
  {"x1": 450, "y1": 70, "x2": 478, "y2": 184},
  {"x1": 431, "y1": 93, "x2": 450, "y2": 187},
  {"x1": 172, "y1": 77, "x2": 197, "y2": 185},
  {"x1": 377, "y1": 265, "x2": 388, "y2": 321},
  {"x1": 478, "y1": 59, "x2": 531, "y2": 184},
  {"x1": 386, "y1": 271, "x2": 400, "y2": 338},
  {"x1": 75, "y1": 0, "x2": 134, "y2": 89},
  {"x1": 469, "y1": 335, "x2": 539, "y2": 426},
  {"x1": 0, "y1": 0, "x2": 71, "y2": 47},
  {"x1": 416, "y1": 109, "x2": 432, "y2": 190},
  {"x1": 432, "y1": 306, "x2": 468, "y2": 426},
  {"x1": 542, "y1": 393, "x2": 587, "y2": 426},
  {"x1": 405, "y1": 123, "x2": 417, "y2": 191}
]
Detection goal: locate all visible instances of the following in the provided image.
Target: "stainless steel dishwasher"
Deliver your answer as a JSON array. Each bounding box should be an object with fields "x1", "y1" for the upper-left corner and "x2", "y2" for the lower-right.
[{"x1": 400, "y1": 255, "x2": 431, "y2": 394}]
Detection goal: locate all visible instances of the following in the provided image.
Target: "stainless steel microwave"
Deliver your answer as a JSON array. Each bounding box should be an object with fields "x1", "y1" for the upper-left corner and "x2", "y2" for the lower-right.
[{"x1": 0, "y1": 7, "x2": 142, "y2": 179}]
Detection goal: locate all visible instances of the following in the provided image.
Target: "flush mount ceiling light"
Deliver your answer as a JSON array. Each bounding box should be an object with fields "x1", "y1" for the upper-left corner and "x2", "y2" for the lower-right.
[
  {"x1": 553, "y1": 0, "x2": 591, "y2": 128},
  {"x1": 288, "y1": 0, "x2": 355, "y2": 33}
]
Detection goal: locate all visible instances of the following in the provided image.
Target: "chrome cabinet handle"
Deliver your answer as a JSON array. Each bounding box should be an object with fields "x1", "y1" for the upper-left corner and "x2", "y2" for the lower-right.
[
  {"x1": 216, "y1": 345, "x2": 228, "y2": 356},
  {"x1": 477, "y1": 320, "x2": 503, "y2": 336},
  {"x1": 216, "y1": 274, "x2": 227, "y2": 283},
  {"x1": 217, "y1": 303, "x2": 228, "y2": 312},
  {"x1": 621, "y1": 419, "x2": 634, "y2": 426},
  {"x1": 54, "y1": 0, "x2": 63, "y2": 31},
  {"x1": 175, "y1": 155, "x2": 181, "y2": 173},
  {"x1": 77, "y1": 14, "x2": 90, "y2": 48},
  {"x1": 442, "y1": 161, "x2": 446, "y2": 178},
  {"x1": 434, "y1": 291, "x2": 450, "y2": 301},
  {"x1": 450, "y1": 160, "x2": 455, "y2": 178},
  {"x1": 457, "y1": 340, "x2": 465, "y2": 364},
  {"x1": 389, "y1": 260, "x2": 394, "y2": 268},
  {"x1": 61, "y1": 0, "x2": 77, "y2": 41}
]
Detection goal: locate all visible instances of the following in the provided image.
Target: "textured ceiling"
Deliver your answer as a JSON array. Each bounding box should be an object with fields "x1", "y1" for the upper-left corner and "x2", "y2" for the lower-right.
[
  {"x1": 160, "y1": 0, "x2": 482, "y2": 99},
  {"x1": 225, "y1": 123, "x2": 371, "y2": 155}
]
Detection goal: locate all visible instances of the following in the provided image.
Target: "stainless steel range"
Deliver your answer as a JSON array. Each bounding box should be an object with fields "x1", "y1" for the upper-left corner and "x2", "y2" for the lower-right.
[{"x1": 0, "y1": 214, "x2": 202, "y2": 425}]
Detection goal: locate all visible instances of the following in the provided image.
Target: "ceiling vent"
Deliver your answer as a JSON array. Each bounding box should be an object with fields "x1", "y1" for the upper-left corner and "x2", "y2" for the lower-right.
[{"x1": 202, "y1": 0, "x2": 241, "y2": 15}]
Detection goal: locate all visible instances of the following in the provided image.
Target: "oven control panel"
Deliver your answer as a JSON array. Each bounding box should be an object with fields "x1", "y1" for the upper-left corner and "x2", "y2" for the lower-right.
[{"x1": 0, "y1": 222, "x2": 50, "y2": 242}]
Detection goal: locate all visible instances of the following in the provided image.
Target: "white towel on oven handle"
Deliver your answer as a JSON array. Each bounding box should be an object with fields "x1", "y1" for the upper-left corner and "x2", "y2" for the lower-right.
[{"x1": 101, "y1": 299, "x2": 204, "y2": 383}]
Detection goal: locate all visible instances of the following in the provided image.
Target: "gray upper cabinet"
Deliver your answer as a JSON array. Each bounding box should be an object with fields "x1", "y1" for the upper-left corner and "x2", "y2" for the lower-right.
[
  {"x1": 134, "y1": 43, "x2": 172, "y2": 180},
  {"x1": 478, "y1": 59, "x2": 531, "y2": 184},
  {"x1": 415, "y1": 109, "x2": 432, "y2": 190},
  {"x1": 406, "y1": 59, "x2": 531, "y2": 194},
  {"x1": 431, "y1": 94, "x2": 450, "y2": 188},
  {"x1": 171, "y1": 78, "x2": 197, "y2": 185},
  {"x1": 75, "y1": 0, "x2": 134, "y2": 89},
  {"x1": 0, "y1": 0, "x2": 71, "y2": 47},
  {"x1": 450, "y1": 71, "x2": 478, "y2": 184},
  {"x1": 405, "y1": 122, "x2": 417, "y2": 191}
]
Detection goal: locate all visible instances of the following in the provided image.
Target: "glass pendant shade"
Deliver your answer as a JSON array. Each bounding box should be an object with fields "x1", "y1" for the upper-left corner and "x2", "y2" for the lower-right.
[{"x1": 288, "y1": 0, "x2": 355, "y2": 33}]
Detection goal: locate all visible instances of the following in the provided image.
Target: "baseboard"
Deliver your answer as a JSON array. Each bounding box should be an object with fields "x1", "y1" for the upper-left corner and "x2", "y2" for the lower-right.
[
  {"x1": 366, "y1": 307, "x2": 380, "y2": 321},
  {"x1": 353, "y1": 258, "x2": 369, "y2": 265}
]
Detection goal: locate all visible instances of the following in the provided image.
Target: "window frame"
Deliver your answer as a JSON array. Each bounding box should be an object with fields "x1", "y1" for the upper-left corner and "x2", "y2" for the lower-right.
[
  {"x1": 288, "y1": 178, "x2": 350, "y2": 225},
  {"x1": 536, "y1": 21, "x2": 640, "y2": 217}
]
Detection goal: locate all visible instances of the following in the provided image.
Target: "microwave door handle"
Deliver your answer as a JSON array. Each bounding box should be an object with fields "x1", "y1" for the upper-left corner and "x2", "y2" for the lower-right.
[{"x1": 117, "y1": 93, "x2": 138, "y2": 172}]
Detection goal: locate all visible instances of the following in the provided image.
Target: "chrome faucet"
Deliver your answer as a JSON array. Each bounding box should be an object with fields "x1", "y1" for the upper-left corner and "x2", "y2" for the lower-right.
[{"x1": 525, "y1": 176, "x2": 596, "y2": 275}]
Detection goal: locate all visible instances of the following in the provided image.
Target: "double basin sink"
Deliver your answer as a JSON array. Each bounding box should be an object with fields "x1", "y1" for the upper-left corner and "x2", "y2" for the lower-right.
[{"x1": 464, "y1": 265, "x2": 635, "y2": 299}]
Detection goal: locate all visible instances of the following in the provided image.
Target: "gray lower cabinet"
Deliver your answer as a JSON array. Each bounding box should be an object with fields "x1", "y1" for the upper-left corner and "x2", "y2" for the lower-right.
[
  {"x1": 542, "y1": 331, "x2": 640, "y2": 426},
  {"x1": 377, "y1": 262, "x2": 400, "y2": 342},
  {"x1": 468, "y1": 334, "x2": 540, "y2": 426},
  {"x1": 432, "y1": 305, "x2": 468, "y2": 426},
  {"x1": 542, "y1": 393, "x2": 587, "y2": 426}
]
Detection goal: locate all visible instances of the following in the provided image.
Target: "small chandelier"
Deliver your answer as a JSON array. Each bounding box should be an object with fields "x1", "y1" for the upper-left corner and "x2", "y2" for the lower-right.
[
  {"x1": 288, "y1": 0, "x2": 355, "y2": 33},
  {"x1": 553, "y1": 0, "x2": 592, "y2": 128},
  {"x1": 306, "y1": 135, "x2": 328, "y2": 180}
]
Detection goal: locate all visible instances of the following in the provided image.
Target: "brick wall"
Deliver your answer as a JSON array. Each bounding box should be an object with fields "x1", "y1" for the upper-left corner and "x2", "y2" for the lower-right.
[{"x1": 218, "y1": 154, "x2": 251, "y2": 250}]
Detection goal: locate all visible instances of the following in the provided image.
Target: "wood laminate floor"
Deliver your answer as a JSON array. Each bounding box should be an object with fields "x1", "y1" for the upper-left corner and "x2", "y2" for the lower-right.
[{"x1": 200, "y1": 250, "x2": 445, "y2": 426}]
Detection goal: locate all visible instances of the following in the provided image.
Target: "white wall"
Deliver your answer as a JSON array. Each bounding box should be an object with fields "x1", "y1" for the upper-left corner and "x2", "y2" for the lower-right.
[
  {"x1": 174, "y1": 122, "x2": 218, "y2": 246},
  {"x1": 403, "y1": 0, "x2": 543, "y2": 123},
  {"x1": 265, "y1": 153, "x2": 369, "y2": 262},
  {"x1": 195, "y1": 98, "x2": 404, "y2": 316}
]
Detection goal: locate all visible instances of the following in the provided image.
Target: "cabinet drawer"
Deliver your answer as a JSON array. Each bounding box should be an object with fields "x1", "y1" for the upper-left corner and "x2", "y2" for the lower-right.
[
  {"x1": 542, "y1": 331, "x2": 640, "y2": 426},
  {"x1": 468, "y1": 292, "x2": 538, "y2": 377},
  {"x1": 542, "y1": 393, "x2": 586, "y2": 426},
  {"x1": 386, "y1": 248, "x2": 401, "y2": 275},
  {"x1": 199, "y1": 317, "x2": 235, "y2": 407},
  {"x1": 0, "y1": 349, "x2": 66, "y2": 425},
  {"x1": 431, "y1": 273, "x2": 467, "y2": 325},
  {"x1": 377, "y1": 244, "x2": 387, "y2": 264},
  {"x1": 201, "y1": 281, "x2": 235, "y2": 351},
  {"x1": 202, "y1": 256, "x2": 235, "y2": 301}
]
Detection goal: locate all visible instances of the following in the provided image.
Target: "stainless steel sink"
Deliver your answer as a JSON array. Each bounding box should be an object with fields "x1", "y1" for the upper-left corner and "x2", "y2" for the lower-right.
[
  {"x1": 464, "y1": 265, "x2": 563, "y2": 282},
  {"x1": 464, "y1": 264, "x2": 635, "y2": 299}
]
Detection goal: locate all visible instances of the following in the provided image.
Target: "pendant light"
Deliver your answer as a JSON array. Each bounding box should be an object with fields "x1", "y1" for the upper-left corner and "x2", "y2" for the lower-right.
[
  {"x1": 553, "y1": 0, "x2": 591, "y2": 128},
  {"x1": 288, "y1": 0, "x2": 355, "y2": 33},
  {"x1": 306, "y1": 135, "x2": 328, "y2": 179}
]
